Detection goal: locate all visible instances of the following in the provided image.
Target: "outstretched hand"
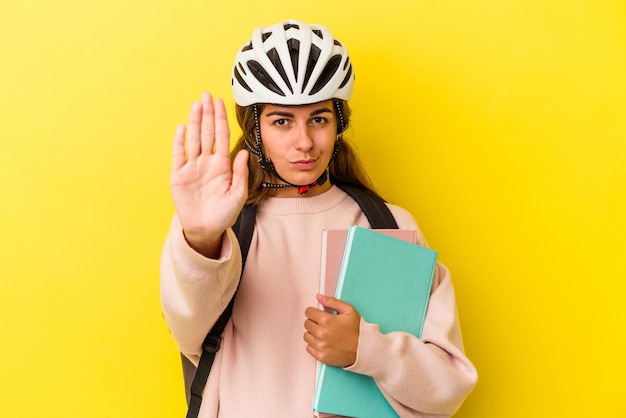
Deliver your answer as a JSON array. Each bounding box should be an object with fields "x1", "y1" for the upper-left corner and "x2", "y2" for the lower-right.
[
  {"x1": 170, "y1": 92, "x2": 249, "y2": 257},
  {"x1": 304, "y1": 294, "x2": 361, "y2": 367}
]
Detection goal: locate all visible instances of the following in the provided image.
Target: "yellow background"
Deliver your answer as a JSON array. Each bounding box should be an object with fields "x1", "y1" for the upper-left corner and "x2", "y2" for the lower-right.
[{"x1": 1, "y1": 0, "x2": 624, "y2": 416}]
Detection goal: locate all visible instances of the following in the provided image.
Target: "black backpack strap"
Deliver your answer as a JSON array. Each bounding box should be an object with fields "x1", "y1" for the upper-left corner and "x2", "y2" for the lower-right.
[
  {"x1": 232, "y1": 204, "x2": 257, "y2": 266},
  {"x1": 336, "y1": 183, "x2": 398, "y2": 229},
  {"x1": 184, "y1": 204, "x2": 257, "y2": 418}
]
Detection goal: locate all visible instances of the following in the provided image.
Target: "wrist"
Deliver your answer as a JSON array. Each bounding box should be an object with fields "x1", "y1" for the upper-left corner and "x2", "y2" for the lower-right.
[{"x1": 182, "y1": 229, "x2": 223, "y2": 259}]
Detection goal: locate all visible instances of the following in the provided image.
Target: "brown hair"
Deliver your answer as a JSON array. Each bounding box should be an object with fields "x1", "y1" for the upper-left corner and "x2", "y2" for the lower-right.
[{"x1": 231, "y1": 101, "x2": 378, "y2": 205}]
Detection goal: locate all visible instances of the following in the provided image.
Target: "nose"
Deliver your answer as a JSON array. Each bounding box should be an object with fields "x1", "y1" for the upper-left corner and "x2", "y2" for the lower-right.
[{"x1": 293, "y1": 125, "x2": 314, "y2": 151}]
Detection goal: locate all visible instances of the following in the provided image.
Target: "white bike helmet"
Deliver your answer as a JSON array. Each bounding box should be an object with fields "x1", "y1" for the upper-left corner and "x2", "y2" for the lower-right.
[{"x1": 232, "y1": 20, "x2": 354, "y2": 106}]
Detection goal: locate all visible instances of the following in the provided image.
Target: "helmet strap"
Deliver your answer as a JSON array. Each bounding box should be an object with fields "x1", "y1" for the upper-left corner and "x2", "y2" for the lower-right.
[
  {"x1": 334, "y1": 100, "x2": 346, "y2": 134},
  {"x1": 262, "y1": 163, "x2": 330, "y2": 195}
]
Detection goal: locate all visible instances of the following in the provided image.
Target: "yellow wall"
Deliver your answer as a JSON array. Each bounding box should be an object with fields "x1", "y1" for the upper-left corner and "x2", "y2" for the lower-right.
[{"x1": 1, "y1": 0, "x2": 624, "y2": 416}]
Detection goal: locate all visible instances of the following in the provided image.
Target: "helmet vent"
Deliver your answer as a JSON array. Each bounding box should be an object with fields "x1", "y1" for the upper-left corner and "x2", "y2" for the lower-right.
[
  {"x1": 339, "y1": 64, "x2": 353, "y2": 89},
  {"x1": 233, "y1": 67, "x2": 253, "y2": 92},
  {"x1": 287, "y1": 38, "x2": 300, "y2": 81},
  {"x1": 262, "y1": 32, "x2": 271, "y2": 42},
  {"x1": 267, "y1": 48, "x2": 293, "y2": 94},
  {"x1": 302, "y1": 44, "x2": 321, "y2": 92},
  {"x1": 312, "y1": 29, "x2": 323, "y2": 39},
  {"x1": 247, "y1": 60, "x2": 286, "y2": 97},
  {"x1": 310, "y1": 54, "x2": 341, "y2": 95}
]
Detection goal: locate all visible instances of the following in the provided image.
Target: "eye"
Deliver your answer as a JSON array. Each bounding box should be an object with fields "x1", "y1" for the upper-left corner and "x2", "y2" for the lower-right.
[
  {"x1": 311, "y1": 116, "x2": 328, "y2": 125},
  {"x1": 272, "y1": 118, "x2": 290, "y2": 127}
]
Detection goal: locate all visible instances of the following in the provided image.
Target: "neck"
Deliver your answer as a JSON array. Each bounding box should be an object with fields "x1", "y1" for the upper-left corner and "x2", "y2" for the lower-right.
[{"x1": 271, "y1": 180, "x2": 333, "y2": 198}]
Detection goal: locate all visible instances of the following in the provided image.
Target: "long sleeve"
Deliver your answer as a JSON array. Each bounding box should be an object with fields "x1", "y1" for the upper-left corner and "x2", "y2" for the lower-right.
[
  {"x1": 347, "y1": 262, "x2": 477, "y2": 416},
  {"x1": 159, "y1": 215, "x2": 242, "y2": 361}
]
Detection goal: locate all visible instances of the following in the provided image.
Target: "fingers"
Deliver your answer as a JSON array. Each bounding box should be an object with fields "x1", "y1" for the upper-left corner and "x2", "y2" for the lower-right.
[
  {"x1": 231, "y1": 149, "x2": 249, "y2": 199},
  {"x1": 192, "y1": 93, "x2": 230, "y2": 158},
  {"x1": 199, "y1": 92, "x2": 215, "y2": 156},
  {"x1": 304, "y1": 307, "x2": 324, "y2": 326},
  {"x1": 303, "y1": 317, "x2": 323, "y2": 356},
  {"x1": 186, "y1": 101, "x2": 202, "y2": 160},
  {"x1": 303, "y1": 305, "x2": 360, "y2": 367},
  {"x1": 175, "y1": 92, "x2": 232, "y2": 167},
  {"x1": 199, "y1": 93, "x2": 230, "y2": 157},
  {"x1": 172, "y1": 124, "x2": 187, "y2": 171},
  {"x1": 317, "y1": 294, "x2": 353, "y2": 315},
  {"x1": 213, "y1": 97, "x2": 231, "y2": 157}
]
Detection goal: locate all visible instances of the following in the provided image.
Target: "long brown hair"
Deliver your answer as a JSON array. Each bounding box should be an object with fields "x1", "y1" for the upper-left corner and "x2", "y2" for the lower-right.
[{"x1": 231, "y1": 100, "x2": 378, "y2": 205}]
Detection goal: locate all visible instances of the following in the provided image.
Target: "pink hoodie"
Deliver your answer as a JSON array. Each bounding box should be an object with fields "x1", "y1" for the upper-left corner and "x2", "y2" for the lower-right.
[{"x1": 160, "y1": 186, "x2": 477, "y2": 417}]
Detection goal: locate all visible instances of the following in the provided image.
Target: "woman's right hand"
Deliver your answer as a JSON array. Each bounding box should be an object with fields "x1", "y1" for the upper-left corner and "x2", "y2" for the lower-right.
[{"x1": 170, "y1": 92, "x2": 249, "y2": 258}]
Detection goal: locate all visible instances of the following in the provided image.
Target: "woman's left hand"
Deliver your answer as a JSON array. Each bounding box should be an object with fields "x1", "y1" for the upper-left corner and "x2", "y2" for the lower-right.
[{"x1": 303, "y1": 294, "x2": 361, "y2": 367}]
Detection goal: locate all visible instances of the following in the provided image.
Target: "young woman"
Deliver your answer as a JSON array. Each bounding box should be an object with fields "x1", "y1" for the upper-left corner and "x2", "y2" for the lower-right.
[{"x1": 161, "y1": 20, "x2": 477, "y2": 417}]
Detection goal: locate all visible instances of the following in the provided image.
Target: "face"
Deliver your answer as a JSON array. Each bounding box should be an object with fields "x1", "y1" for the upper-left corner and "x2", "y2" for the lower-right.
[{"x1": 259, "y1": 100, "x2": 337, "y2": 197}]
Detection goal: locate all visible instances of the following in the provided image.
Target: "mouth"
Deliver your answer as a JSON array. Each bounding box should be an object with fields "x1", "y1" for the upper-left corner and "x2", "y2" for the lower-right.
[{"x1": 291, "y1": 158, "x2": 318, "y2": 170}]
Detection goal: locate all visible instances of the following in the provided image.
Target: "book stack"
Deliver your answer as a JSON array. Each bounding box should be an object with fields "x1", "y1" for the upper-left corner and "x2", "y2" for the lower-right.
[{"x1": 313, "y1": 226, "x2": 438, "y2": 418}]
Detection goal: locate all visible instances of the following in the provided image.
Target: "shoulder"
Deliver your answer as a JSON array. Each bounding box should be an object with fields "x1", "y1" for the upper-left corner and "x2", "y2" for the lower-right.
[
  {"x1": 386, "y1": 203, "x2": 418, "y2": 229},
  {"x1": 385, "y1": 203, "x2": 433, "y2": 248}
]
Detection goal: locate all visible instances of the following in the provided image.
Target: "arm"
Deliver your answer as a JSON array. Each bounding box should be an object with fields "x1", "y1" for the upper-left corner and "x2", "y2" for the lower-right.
[
  {"x1": 347, "y1": 263, "x2": 477, "y2": 416},
  {"x1": 305, "y1": 205, "x2": 477, "y2": 416},
  {"x1": 160, "y1": 216, "x2": 242, "y2": 362},
  {"x1": 304, "y1": 267, "x2": 476, "y2": 417},
  {"x1": 160, "y1": 92, "x2": 249, "y2": 361}
]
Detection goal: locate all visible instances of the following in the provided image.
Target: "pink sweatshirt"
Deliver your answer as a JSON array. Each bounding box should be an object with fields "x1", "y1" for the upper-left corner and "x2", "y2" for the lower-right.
[{"x1": 160, "y1": 186, "x2": 477, "y2": 417}]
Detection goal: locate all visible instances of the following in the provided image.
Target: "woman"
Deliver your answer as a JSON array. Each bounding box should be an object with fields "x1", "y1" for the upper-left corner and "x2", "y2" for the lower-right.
[{"x1": 161, "y1": 20, "x2": 477, "y2": 417}]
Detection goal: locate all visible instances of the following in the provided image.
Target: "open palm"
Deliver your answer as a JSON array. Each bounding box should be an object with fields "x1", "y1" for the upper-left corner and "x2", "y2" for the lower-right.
[{"x1": 170, "y1": 92, "x2": 249, "y2": 255}]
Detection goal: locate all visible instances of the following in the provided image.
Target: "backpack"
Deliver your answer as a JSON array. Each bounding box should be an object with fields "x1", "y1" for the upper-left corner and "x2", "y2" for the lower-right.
[{"x1": 181, "y1": 184, "x2": 398, "y2": 418}]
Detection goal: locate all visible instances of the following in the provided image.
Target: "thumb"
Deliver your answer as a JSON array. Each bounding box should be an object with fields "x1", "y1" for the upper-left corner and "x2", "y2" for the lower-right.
[
  {"x1": 231, "y1": 149, "x2": 249, "y2": 198},
  {"x1": 232, "y1": 149, "x2": 249, "y2": 182},
  {"x1": 316, "y1": 294, "x2": 353, "y2": 315}
]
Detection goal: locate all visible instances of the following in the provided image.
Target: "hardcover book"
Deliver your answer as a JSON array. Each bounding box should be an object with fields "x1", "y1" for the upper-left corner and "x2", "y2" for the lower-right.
[{"x1": 313, "y1": 226, "x2": 438, "y2": 417}]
